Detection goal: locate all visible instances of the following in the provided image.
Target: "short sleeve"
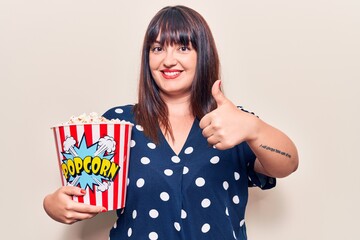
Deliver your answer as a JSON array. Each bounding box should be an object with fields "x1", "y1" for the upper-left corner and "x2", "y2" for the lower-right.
[
  {"x1": 102, "y1": 105, "x2": 135, "y2": 123},
  {"x1": 242, "y1": 138, "x2": 276, "y2": 190}
]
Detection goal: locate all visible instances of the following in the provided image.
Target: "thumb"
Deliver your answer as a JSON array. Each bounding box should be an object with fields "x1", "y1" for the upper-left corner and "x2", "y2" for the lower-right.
[{"x1": 212, "y1": 80, "x2": 227, "y2": 106}]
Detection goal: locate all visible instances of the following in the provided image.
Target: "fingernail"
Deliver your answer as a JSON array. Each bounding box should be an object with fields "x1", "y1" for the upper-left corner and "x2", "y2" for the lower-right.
[
  {"x1": 101, "y1": 208, "x2": 108, "y2": 213},
  {"x1": 219, "y1": 80, "x2": 222, "y2": 87},
  {"x1": 80, "y1": 189, "x2": 86, "y2": 194}
]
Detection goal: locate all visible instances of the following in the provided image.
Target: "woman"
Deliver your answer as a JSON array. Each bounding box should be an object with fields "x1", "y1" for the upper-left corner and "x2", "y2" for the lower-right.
[{"x1": 44, "y1": 5, "x2": 298, "y2": 239}]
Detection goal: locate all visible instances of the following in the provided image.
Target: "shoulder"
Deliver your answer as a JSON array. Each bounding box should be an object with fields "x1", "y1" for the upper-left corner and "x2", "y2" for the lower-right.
[{"x1": 102, "y1": 104, "x2": 135, "y2": 123}]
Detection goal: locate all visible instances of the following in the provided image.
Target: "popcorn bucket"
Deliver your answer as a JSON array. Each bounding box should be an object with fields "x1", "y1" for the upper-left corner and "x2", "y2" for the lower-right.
[{"x1": 51, "y1": 123, "x2": 132, "y2": 211}]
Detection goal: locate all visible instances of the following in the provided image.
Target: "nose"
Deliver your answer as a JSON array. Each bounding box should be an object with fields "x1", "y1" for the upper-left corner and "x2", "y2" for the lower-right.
[{"x1": 163, "y1": 47, "x2": 177, "y2": 67}]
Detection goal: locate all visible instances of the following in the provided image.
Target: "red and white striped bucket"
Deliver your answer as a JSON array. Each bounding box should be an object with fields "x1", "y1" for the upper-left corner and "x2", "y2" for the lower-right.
[{"x1": 51, "y1": 123, "x2": 132, "y2": 211}]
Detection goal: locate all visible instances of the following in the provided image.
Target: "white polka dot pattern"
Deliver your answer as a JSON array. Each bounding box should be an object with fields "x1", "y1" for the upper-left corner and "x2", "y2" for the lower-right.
[
  {"x1": 136, "y1": 125, "x2": 143, "y2": 131},
  {"x1": 232, "y1": 195, "x2": 240, "y2": 204},
  {"x1": 149, "y1": 209, "x2": 159, "y2": 218},
  {"x1": 174, "y1": 222, "x2": 181, "y2": 231},
  {"x1": 148, "y1": 232, "x2": 158, "y2": 240},
  {"x1": 171, "y1": 155, "x2": 181, "y2": 163},
  {"x1": 147, "y1": 142, "x2": 156, "y2": 149},
  {"x1": 201, "y1": 223, "x2": 210, "y2": 233},
  {"x1": 181, "y1": 209, "x2": 187, "y2": 219},
  {"x1": 184, "y1": 146, "x2": 193, "y2": 154},
  {"x1": 195, "y1": 177, "x2": 205, "y2": 187},
  {"x1": 136, "y1": 178, "x2": 145, "y2": 188},
  {"x1": 223, "y1": 181, "x2": 229, "y2": 190},
  {"x1": 160, "y1": 192, "x2": 170, "y2": 201},
  {"x1": 104, "y1": 105, "x2": 276, "y2": 240},
  {"x1": 210, "y1": 156, "x2": 220, "y2": 164},
  {"x1": 164, "y1": 169, "x2": 173, "y2": 176},
  {"x1": 141, "y1": 157, "x2": 151, "y2": 164},
  {"x1": 201, "y1": 198, "x2": 211, "y2": 208},
  {"x1": 115, "y1": 108, "x2": 123, "y2": 114},
  {"x1": 240, "y1": 219, "x2": 245, "y2": 227}
]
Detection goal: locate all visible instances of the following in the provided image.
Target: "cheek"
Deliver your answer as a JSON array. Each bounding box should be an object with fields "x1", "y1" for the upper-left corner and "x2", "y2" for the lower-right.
[
  {"x1": 191, "y1": 55, "x2": 197, "y2": 69},
  {"x1": 183, "y1": 54, "x2": 197, "y2": 71},
  {"x1": 149, "y1": 54, "x2": 161, "y2": 70},
  {"x1": 149, "y1": 58, "x2": 155, "y2": 70},
  {"x1": 148, "y1": 59, "x2": 159, "y2": 81}
]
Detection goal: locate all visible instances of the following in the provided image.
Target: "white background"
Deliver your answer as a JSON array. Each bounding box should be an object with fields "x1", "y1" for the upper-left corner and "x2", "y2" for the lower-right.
[{"x1": 1, "y1": 0, "x2": 359, "y2": 239}]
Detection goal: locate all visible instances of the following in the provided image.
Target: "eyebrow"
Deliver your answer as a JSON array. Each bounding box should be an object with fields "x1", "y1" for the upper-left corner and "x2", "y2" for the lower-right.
[{"x1": 151, "y1": 39, "x2": 190, "y2": 47}]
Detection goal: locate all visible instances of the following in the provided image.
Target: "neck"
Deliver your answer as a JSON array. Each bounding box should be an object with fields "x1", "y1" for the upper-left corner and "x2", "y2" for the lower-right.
[{"x1": 161, "y1": 93, "x2": 193, "y2": 118}]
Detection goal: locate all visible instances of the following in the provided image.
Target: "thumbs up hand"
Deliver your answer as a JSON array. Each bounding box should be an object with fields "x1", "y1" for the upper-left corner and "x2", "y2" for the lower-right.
[{"x1": 199, "y1": 80, "x2": 259, "y2": 150}]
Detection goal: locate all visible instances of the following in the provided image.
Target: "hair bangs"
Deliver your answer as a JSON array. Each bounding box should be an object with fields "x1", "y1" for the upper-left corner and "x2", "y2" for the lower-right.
[{"x1": 147, "y1": 8, "x2": 197, "y2": 49}]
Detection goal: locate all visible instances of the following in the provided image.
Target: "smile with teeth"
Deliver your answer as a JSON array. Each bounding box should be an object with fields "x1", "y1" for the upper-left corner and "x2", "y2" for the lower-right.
[
  {"x1": 161, "y1": 70, "x2": 182, "y2": 79},
  {"x1": 164, "y1": 71, "x2": 179, "y2": 76}
]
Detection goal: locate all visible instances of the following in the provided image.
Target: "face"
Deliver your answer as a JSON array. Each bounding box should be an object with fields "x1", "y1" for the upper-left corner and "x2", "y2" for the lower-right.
[{"x1": 149, "y1": 37, "x2": 197, "y2": 100}]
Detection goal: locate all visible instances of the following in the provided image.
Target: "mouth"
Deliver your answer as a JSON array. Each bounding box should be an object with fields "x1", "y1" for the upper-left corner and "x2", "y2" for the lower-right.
[{"x1": 161, "y1": 70, "x2": 183, "y2": 79}]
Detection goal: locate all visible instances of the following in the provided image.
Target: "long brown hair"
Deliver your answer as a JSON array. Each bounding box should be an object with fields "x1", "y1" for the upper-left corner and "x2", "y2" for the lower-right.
[{"x1": 134, "y1": 5, "x2": 220, "y2": 143}]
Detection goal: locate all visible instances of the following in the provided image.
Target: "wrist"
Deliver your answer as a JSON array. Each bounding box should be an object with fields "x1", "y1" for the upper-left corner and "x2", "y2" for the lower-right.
[{"x1": 245, "y1": 114, "x2": 263, "y2": 143}]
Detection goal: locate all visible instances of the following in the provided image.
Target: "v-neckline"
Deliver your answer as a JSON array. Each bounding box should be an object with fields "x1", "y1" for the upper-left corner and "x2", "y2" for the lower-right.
[{"x1": 159, "y1": 118, "x2": 197, "y2": 156}]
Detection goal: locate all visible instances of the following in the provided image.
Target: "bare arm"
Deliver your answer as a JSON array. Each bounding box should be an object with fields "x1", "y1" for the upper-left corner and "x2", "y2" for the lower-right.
[
  {"x1": 200, "y1": 80, "x2": 298, "y2": 178},
  {"x1": 247, "y1": 118, "x2": 298, "y2": 178}
]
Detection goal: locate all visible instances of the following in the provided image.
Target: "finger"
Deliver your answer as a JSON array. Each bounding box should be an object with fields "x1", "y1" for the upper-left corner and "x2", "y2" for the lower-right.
[
  {"x1": 199, "y1": 113, "x2": 212, "y2": 129},
  {"x1": 61, "y1": 187, "x2": 106, "y2": 214},
  {"x1": 212, "y1": 80, "x2": 227, "y2": 107},
  {"x1": 73, "y1": 212, "x2": 99, "y2": 221},
  {"x1": 201, "y1": 125, "x2": 215, "y2": 138},
  {"x1": 63, "y1": 210, "x2": 100, "y2": 224},
  {"x1": 206, "y1": 135, "x2": 220, "y2": 146},
  {"x1": 72, "y1": 201, "x2": 106, "y2": 214},
  {"x1": 62, "y1": 186, "x2": 86, "y2": 197}
]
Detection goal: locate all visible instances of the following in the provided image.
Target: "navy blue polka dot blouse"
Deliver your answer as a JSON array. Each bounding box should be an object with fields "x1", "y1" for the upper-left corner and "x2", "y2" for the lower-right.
[{"x1": 103, "y1": 105, "x2": 275, "y2": 240}]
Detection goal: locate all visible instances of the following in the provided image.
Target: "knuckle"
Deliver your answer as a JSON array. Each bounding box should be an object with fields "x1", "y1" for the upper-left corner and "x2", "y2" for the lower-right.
[
  {"x1": 64, "y1": 212, "x2": 74, "y2": 221},
  {"x1": 201, "y1": 129, "x2": 207, "y2": 137},
  {"x1": 216, "y1": 130, "x2": 225, "y2": 139},
  {"x1": 64, "y1": 203, "x2": 73, "y2": 211},
  {"x1": 211, "y1": 119, "x2": 222, "y2": 130},
  {"x1": 207, "y1": 138, "x2": 215, "y2": 145},
  {"x1": 213, "y1": 125, "x2": 221, "y2": 131}
]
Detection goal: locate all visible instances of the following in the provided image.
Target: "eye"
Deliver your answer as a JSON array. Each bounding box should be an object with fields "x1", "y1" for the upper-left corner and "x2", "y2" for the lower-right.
[
  {"x1": 179, "y1": 45, "x2": 190, "y2": 52},
  {"x1": 151, "y1": 46, "x2": 163, "y2": 53}
]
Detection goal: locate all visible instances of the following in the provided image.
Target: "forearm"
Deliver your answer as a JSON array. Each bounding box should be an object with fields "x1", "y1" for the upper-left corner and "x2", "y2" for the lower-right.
[{"x1": 247, "y1": 118, "x2": 299, "y2": 178}]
